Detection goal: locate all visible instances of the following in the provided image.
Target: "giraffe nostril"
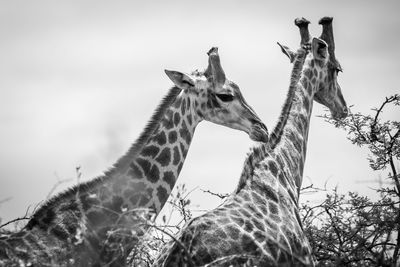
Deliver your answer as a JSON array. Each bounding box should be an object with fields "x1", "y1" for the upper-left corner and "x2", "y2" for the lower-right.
[
  {"x1": 342, "y1": 106, "x2": 349, "y2": 116},
  {"x1": 333, "y1": 106, "x2": 348, "y2": 120},
  {"x1": 249, "y1": 118, "x2": 259, "y2": 124}
]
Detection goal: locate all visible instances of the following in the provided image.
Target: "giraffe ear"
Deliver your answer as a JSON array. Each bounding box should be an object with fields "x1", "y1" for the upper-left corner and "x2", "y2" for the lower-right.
[
  {"x1": 165, "y1": 70, "x2": 194, "y2": 90},
  {"x1": 277, "y1": 42, "x2": 295, "y2": 63},
  {"x1": 311, "y1": 37, "x2": 329, "y2": 63}
]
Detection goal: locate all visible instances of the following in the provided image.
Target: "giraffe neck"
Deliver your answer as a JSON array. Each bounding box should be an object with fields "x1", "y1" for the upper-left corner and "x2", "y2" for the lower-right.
[
  {"x1": 235, "y1": 51, "x2": 306, "y2": 195},
  {"x1": 104, "y1": 89, "x2": 201, "y2": 214},
  {"x1": 268, "y1": 51, "x2": 307, "y2": 149},
  {"x1": 273, "y1": 57, "x2": 317, "y2": 196}
]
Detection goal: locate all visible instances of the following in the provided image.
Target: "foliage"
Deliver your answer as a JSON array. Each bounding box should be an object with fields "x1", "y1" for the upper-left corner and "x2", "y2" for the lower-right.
[
  {"x1": 301, "y1": 189, "x2": 398, "y2": 266},
  {"x1": 301, "y1": 94, "x2": 400, "y2": 266},
  {"x1": 128, "y1": 183, "x2": 196, "y2": 267}
]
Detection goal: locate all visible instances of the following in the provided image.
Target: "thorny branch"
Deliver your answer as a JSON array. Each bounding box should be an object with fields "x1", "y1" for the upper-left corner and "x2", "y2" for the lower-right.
[
  {"x1": 305, "y1": 94, "x2": 400, "y2": 266},
  {"x1": 201, "y1": 189, "x2": 229, "y2": 199},
  {"x1": 0, "y1": 205, "x2": 31, "y2": 230}
]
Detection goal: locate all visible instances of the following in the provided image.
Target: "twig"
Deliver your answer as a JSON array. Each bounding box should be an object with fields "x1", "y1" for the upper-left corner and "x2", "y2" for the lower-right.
[
  {"x1": 300, "y1": 183, "x2": 327, "y2": 194},
  {"x1": 371, "y1": 95, "x2": 399, "y2": 133},
  {"x1": 0, "y1": 216, "x2": 30, "y2": 229},
  {"x1": 0, "y1": 202, "x2": 38, "y2": 230},
  {"x1": 201, "y1": 189, "x2": 229, "y2": 200}
]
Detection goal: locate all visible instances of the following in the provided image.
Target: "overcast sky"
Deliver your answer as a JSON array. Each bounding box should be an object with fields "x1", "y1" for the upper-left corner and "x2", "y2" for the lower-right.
[{"x1": 0, "y1": 0, "x2": 399, "y2": 224}]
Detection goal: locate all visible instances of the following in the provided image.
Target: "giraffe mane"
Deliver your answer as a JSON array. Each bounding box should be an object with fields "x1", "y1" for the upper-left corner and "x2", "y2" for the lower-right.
[
  {"x1": 234, "y1": 51, "x2": 307, "y2": 194},
  {"x1": 26, "y1": 86, "x2": 183, "y2": 229},
  {"x1": 268, "y1": 74, "x2": 297, "y2": 149},
  {"x1": 26, "y1": 178, "x2": 103, "y2": 229}
]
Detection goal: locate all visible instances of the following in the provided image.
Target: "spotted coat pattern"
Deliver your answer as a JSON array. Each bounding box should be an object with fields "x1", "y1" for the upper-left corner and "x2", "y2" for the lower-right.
[{"x1": 155, "y1": 32, "x2": 347, "y2": 266}]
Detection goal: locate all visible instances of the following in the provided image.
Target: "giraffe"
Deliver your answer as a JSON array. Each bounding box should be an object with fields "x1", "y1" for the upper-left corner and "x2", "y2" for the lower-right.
[
  {"x1": 153, "y1": 17, "x2": 348, "y2": 267},
  {"x1": 0, "y1": 47, "x2": 268, "y2": 267}
]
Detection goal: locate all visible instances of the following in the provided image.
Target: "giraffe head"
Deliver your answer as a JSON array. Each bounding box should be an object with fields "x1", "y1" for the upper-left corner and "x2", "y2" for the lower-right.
[
  {"x1": 165, "y1": 47, "x2": 268, "y2": 142},
  {"x1": 279, "y1": 17, "x2": 348, "y2": 120}
]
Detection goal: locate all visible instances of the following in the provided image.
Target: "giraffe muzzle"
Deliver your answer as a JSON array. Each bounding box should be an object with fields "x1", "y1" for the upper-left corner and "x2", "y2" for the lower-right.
[
  {"x1": 332, "y1": 106, "x2": 348, "y2": 120},
  {"x1": 250, "y1": 121, "x2": 269, "y2": 143}
]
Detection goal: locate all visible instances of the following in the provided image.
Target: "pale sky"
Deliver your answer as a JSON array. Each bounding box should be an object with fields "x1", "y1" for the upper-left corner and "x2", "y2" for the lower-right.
[{"x1": 0, "y1": 0, "x2": 399, "y2": 224}]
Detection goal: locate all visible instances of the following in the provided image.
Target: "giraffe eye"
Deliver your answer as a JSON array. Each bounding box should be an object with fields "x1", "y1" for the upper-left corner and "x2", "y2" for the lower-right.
[{"x1": 216, "y1": 93, "x2": 234, "y2": 102}]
